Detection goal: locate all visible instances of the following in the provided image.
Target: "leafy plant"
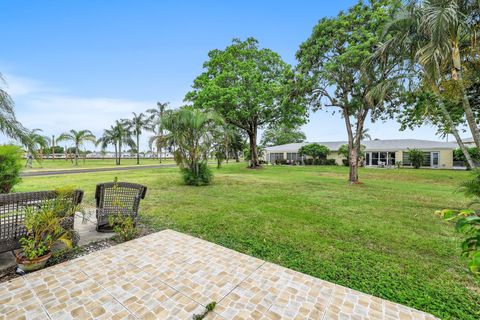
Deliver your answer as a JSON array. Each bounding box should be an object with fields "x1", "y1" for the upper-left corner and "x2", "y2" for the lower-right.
[
  {"x1": 192, "y1": 301, "x2": 216, "y2": 320},
  {"x1": 181, "y1": 162, "x2": 212, "y2": 186},
  {"x1": 106, "y1": 178, "x2": 138, "y2": 241},
  {"x1": 437, "y1": 209, "x2": 480, "y2": 275},
  {"x1": 406, "y1": 149, "x2": 424, "y2": 169},
  {"x1": 437, "y1": 169, "x2": 480, "y2": 275},
  {"x1": 0, "y1": 144, "x2": 22, "y2": 193},
  {"x1": 19, "y1": 198, "x2": 75, "y2": 260},
  {"x1": 109, "y1": 214, "x2": 138, "y2": 242}
]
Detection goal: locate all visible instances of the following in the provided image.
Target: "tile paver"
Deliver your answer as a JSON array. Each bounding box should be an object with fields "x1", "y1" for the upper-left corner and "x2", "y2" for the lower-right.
[{"x1": 0, "y1": 229, "x2": 439, "y2": 320}]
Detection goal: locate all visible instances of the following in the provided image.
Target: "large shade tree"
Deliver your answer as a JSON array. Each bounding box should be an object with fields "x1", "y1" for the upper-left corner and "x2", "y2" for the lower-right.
[
  {"x1": 296, "y1": 0, "x2": 404, "y2": 183},
  {"x1": 186, "y1": 38, "x2": 307, "y2": 168},
  {"x1": 57, "y1": 129, "x2": 96, "y2": 166}
]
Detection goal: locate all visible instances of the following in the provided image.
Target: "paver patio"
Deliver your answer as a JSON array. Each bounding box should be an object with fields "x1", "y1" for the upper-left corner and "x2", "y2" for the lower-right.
[{"x1": 0, "y1": 230, "x2": 438, "y2": 320}]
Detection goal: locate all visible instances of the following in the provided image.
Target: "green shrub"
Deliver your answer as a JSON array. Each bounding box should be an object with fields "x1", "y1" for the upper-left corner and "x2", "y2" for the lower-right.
[
  {"x1": 181, "y1": 162, "x2": 213, "y2": 186},
  {"x1": 19, "y1": 199, "x2": 74, "y2": 260},
  {"x1": 0, "y1": 145, "x2": 23, "y2": 193},
  {"x1": 109, "y1": 214, "x2": 138, "y2": 242},
  {"x1": 407, "y1": 148, "x2": 424, "y2": 169},
  {"x1": 325, "y1": 159, "x2": 337, "y2": 165}
]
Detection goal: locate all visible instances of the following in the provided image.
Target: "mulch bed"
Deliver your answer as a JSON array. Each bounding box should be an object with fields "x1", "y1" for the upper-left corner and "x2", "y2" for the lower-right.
[{"x1": 0, "y1": 222, "x2": 155, "y2": 284}]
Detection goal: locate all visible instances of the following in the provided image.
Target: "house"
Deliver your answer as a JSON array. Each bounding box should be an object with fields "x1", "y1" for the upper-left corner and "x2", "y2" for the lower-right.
[{"x1": 264, "y1": 139, "x2": 459, "y2": 169}]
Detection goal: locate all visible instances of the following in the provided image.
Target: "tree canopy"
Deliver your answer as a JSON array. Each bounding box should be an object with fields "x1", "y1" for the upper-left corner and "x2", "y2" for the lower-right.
[
  {"x1": 261, "y1": 125, "x2": 306, "y2": 147},
  {"x1": 186, "y1": 37, "x2": 307, "y2": 168},
  {"x1": 296, "y1": 0, "x2": 404, "y2": 183}
]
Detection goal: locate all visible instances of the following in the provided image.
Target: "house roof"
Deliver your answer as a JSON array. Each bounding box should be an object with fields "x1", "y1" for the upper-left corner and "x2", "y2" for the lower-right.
[{"x1": 264, "y1": 139, "x2": 457, "y2": 153}]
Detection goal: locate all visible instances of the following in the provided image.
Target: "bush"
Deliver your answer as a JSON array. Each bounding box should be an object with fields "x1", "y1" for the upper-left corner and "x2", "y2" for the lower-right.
[
  {"x1": 342, "y1": 159, "x2": 349, "y2": 166},
  {"x1": 275, "y1": 158, "x2": 287, "y2": 165},
  {"x1": 181, "y1": 162, "x2": 213, "y2": 186},
  {"x1": 325, "y1": 159, "x2": 337, "y2": 165},
  {"x1": 0, "y1": 145, "x2": 23, "y2": 193},
  {"x1": 407, "y1": 149, "x2": 424, "y2": 169}
]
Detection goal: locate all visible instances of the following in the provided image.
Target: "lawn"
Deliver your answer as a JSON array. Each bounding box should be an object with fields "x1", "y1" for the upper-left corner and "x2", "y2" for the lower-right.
[
  {"x1": 16, "y1": 163, "x2": 480, "y2": 319},
  {"x1": 23, "y1": 158, "x2": 174, "y2": 172}
]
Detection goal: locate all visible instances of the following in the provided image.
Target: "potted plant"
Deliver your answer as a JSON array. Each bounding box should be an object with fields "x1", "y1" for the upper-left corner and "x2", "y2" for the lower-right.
[{"x1": 16, "y1": 198, "x2": 74, "y2": 272}]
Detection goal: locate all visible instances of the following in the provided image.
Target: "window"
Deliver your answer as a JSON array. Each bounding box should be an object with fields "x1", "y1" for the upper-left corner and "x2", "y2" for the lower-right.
[
  {"x1": 287, "y1": 153, "x2": 299, "y2": 161},
  {"x1": 432, "y1": 152, "x2": 439, "y2": 167},
  {"x1": 371, "y1": 152, "x2": 379, "y2": 165},
  {"x1": 365, "y1": 152, "x2": 396, "y2": 166},
  {"x1": 403, "y1": 151, "x2": 439, "y2": 167},
  {"x1": 388, "y1": 152, "x2": 396, "y2": 165},
  {"x1": 269, "y1": 153, "x2": 284, "y2": 163}
]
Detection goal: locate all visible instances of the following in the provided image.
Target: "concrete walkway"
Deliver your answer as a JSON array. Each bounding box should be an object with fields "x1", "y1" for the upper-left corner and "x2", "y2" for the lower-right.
[
  {"x1": 0, "y1": 230, "x2": 438, "y2": 320},
  {"x1": 21, "y1": 164, "x2": 176, "y2": 177}
]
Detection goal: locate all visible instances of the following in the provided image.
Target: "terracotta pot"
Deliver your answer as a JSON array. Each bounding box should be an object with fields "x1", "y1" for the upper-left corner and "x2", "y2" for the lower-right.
[{"x1": 15, "y1": 251, "x2": 52, "y2": 272}]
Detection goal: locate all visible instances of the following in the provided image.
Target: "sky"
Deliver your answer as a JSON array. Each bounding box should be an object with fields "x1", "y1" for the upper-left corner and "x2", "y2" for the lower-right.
[{"x1": 0, "y1": 0, "x2": 452, "y2": 151}]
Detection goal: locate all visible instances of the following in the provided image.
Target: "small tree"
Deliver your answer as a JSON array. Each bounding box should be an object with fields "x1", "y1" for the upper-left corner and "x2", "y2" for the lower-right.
[
  {"x1": 407, "y1": 149, "x2": 424, "y2": 169},
  {"x1": 162, "y1": 107, "x2": 221, "y2": 186},
  {"x1": 298, "y1": 143, "x2": 330, "y2": 165},
  {"x1": 0, "y1": 145, "x2": 22, "y2": 193}
]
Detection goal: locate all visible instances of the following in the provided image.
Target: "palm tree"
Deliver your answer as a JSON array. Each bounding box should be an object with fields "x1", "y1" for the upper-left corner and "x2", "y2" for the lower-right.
[
  {"x1": 56, "y1": 130, "x2": 96, "y2": 166},
  {"x1": 147, "y1": 102, "x2": 169, "y2": 162},
  {"x1": 162, "y1": 107, "x2": 222, "y2": 183},
  {"x1": 25, "y1": 129, "x2": 51, "y2": 162},
  {"x1": 122, "y1": 112, "x2": 151, "y2": 165},
  {"x1": 0, "y1": 73, "x2": 30, "y2": 146},
  {"x1": 96, "y1": 127, "x2": 118, "y2": 163},
  {"x1": 378, "y1": 0, "x2": 479, "y2": 167}
]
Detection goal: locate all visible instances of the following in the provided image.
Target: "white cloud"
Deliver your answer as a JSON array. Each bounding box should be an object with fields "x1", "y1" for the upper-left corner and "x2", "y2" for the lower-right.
[
  {"x1": 1, "y1": 73, "x2": 49, "y2": 96},
  {"x1": 0, "y1": 73, "x2": 159, "y2": 151}
]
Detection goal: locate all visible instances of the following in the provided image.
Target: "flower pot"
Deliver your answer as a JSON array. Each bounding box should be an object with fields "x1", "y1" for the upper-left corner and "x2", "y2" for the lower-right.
[{"x1": 15, "y1": 251, "x2": 52, "y2": 272}]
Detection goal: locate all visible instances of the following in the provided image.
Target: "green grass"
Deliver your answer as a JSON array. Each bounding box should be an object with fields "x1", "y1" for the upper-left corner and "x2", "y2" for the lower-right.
[
  {"x1": 16, "y1": 163, "x2": 480, "y2": 319},
  {"x1": 24, "y1": 158, "x2": 174, "y2": 172}
]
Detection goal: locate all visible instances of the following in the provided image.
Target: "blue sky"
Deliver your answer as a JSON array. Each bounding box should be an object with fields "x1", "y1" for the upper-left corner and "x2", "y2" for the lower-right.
[{"x1": 1, "y1": 0, "x2": 448, "y2": 150}]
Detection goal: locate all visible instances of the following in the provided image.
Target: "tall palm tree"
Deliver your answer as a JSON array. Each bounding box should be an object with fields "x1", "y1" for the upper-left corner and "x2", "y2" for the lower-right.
[
  {"x1": 378, "y1": 0, "x2": 479, "y2": 167},
  {"x1": 25, "y1": 129, "x2": 51, "y2": 161},
  {"x1": 96, "y1": 127, "x2": 118, "y2": 163},
  {"x1": 147, "y1": 102, "x2": 169, "y2": 162},
  {"x1": 122, "y1": 112, "x2": 151, "y2": 165},
  {"x1": 0, "y1": 73, "x2": 30, "y2": 146},
  {"x1": 56, "y1": 129, "x2": 96, "y2": 166}
]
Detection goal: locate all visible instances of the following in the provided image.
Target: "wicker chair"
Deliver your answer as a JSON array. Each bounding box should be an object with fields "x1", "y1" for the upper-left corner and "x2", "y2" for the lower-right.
[
  {"x1": 95, "y1": 182, "x2": 147, "y2": 232},
  {"x1": 0, "y1": 190, "x2": 84, "y2": 253}
]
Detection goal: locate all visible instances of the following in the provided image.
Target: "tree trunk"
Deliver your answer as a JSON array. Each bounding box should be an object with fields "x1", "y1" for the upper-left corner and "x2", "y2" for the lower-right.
[
  {"x1": 248, "y1": 130, "x2": 259, "y2": 168},
  {"x1": 118, "y1": 141, "x2": 122, "y2": 165},
  {"x1": 136, "y1": 134, "x2": 140, "y2": 165},
  {"x1": 436, "y1": 95, "x2": 476, "y2": 168},
  {"x1": 74, "y1": 146, "x2": 79, "y2": 166},
  {"x1": 234, "y1": 151, "x2": 240, "y2": 162},
  {"x1": 114, "y1": 144, "x2": 118, "y2": 165},
  {"x1": 452, "y1": 46, "x2": 480, "y2": 149},
  {"x1": 348, "y1": 147, "x2": 359, "y2": 183}
]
